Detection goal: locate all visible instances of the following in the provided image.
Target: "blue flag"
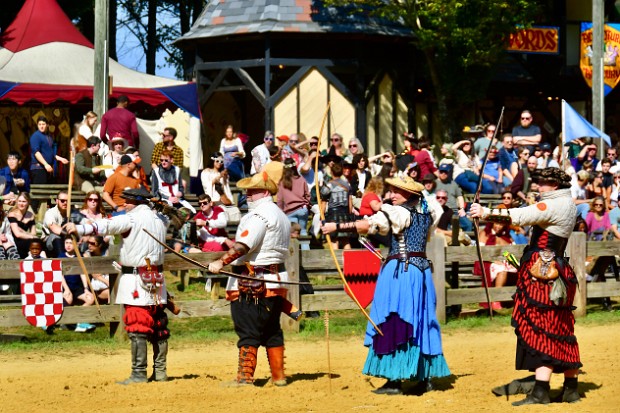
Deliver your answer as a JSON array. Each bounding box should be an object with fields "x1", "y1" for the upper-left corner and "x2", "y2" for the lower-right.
[{"x1": 563, "y1": 100, "x2": 611, "y2": 147}]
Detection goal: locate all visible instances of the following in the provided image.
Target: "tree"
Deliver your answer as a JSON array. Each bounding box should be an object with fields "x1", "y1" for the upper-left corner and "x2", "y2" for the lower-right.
[
  {"x1": 117, "y1": 0, "x2": 206, "y2": 78},
  {"x1": 328, "y1": 0, "x2": 541, "y2": 143}
]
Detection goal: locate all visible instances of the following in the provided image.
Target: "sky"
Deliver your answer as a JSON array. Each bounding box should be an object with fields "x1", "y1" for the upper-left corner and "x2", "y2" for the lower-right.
[{"x1": 114, "y1": 9, "x2": 180, "y2": 80}]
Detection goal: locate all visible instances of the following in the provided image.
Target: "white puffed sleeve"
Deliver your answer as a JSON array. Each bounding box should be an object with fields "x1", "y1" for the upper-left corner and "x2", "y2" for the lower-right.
[{"x1": 366, "y1": 204, "x2": 411, "y2": 236}]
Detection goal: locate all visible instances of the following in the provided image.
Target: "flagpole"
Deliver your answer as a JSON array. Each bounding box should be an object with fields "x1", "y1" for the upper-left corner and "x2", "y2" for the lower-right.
[{"x1": 561, "y1": 100, "x2": 566, "y2": 170}]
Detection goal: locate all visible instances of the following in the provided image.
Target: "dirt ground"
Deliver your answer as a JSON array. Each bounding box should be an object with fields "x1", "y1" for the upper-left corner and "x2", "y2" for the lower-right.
[{"x1": 0, "y1": 323, "x2": 618, "y2": 413}]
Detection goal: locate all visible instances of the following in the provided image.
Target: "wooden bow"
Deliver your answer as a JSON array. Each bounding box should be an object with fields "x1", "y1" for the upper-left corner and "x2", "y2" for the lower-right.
[
  {"x1": 472, "y1": 107, "x2": 505, "y2": 319},
  {"x1": 142, "y1": 229, "x2": 313, "y2": 286},
  {"x1": 314, "y1": 103, "x2": 383, "y2": 335},
  {"x1": 67, "y1": 150, "x2": 102, "y2": 317}
]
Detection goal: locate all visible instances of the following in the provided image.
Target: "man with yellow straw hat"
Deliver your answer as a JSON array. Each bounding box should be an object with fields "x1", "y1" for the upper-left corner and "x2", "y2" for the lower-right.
[
  {"x1": 322, "y1": 174, "x2": 450, "y2": 395},
  {"x1": 207, "y1": 171, "x2": 291, "y2": 387}
]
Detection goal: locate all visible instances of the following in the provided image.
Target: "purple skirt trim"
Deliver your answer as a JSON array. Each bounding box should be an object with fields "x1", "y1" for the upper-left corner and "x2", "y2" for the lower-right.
[{"x1": 372, "y1": 313, "x2": 414, "y2": 355}]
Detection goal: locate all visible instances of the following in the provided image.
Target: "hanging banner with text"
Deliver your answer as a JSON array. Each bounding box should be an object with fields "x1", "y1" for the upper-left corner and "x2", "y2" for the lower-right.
[
  {"x1": 507, "y1": 26, "x2": 559, "y2": 54},
  {"x1": 580, "y1": 22, "x2": 620, "y2": 96}
]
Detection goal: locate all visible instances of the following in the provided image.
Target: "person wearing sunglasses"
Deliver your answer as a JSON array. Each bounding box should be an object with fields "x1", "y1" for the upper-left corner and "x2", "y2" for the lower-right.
[
  {"x1": 250, "y1": 130, "x2": 275, "y2": 174},
  {"x1": 41, "y1": 189, "x2": 70, "y2": 257},
  {"x1": 201, "y1": 151, "x2": 234, "y2": 206},
  {"x1": 151, "y1": 150, "x2": 195, "y2": 213},
  {"x1": 151, "y1": 127, "x2": 184, "y2": 172},
  {"x1": 512, "y1": 110, "x2": 542, "y2": 151},
  {"x1": 83, "y1": 235, "x2": 111, "y2": 304}
]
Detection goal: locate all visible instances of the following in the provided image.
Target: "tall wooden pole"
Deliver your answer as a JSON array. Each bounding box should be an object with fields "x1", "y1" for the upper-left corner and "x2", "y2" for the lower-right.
[
  {"x1": 94, "y1": 0, "x2": 110, "y2": 117},
  {"x1": 592, "y1": 0, "x2": 605, "y2": 157}
]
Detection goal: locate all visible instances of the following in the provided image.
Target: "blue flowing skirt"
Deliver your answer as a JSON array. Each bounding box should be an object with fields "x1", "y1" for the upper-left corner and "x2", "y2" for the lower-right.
[{"x1": 362, "y1": 259, "x2": 451, "y2": 381}]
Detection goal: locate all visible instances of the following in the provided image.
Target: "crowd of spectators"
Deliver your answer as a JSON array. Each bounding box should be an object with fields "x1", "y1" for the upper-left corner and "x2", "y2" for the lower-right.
[{"x1": 1, "y1": 105, "x2": 617, "y2": 318}]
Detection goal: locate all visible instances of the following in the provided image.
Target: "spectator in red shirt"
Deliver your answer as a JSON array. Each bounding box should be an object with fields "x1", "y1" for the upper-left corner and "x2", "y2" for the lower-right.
[
  {"x1": 194, "y1": 194, "x2": 234, "y2": 251},
  {"x1": 99, "y1": 95, "x2": 139, "y2": 149}
]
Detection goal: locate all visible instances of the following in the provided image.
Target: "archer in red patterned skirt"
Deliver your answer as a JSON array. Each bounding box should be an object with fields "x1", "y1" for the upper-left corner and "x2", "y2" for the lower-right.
[{"x1": 471, "y1": 167, "x2": 581, "y2": 406}]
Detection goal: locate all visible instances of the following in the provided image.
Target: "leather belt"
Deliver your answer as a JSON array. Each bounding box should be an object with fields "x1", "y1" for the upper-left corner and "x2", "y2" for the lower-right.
[
  {"x1": 232, "y1": 263, "x2": 286, "y2": 275},
  {"x1": 386, "y1": 252, "x2": 427, "y2": 261},
  {"x1": 121, "y1": 264, "x2": 164, "y2": 274}
]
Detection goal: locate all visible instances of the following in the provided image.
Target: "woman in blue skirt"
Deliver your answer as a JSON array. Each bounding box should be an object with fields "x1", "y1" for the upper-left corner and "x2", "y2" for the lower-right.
[{"x1": 322, "y1": 175, "x2": 450, "y2": 395}]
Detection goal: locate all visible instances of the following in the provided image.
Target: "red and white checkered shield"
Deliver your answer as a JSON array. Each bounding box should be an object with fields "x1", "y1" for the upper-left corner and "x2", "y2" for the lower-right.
[
  {"x1": 20, "y1": 260, "x2": 64, "y2": 327},
  {"x1": 343, "y1": 250, "x2": 382, "y2": 309}
]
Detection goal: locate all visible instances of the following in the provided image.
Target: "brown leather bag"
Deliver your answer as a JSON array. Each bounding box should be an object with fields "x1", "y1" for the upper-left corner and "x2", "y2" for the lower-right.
[{"x1": 528, "y1": 250, "x2": 559, "y2": 281}]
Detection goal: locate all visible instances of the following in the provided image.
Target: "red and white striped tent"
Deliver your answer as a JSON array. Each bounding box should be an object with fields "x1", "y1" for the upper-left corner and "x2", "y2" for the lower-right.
[{"x1": 0, "y1": 0, "x2": 200, "y2": 118}]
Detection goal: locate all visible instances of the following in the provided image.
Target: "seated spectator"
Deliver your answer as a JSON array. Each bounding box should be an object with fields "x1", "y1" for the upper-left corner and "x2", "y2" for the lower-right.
[
  {"x1": 83, "y1": 235, "x2": 110, "y2": 303},
  {"x1": 498, "y1": 134, "x2": 518, "y2": 187},
  {"x1": 7, "y1": 192, "x2": 38, "y2": 258},
  {"x1": 609, "y1": 188, "x2": 620, "y2": 238},
  {"x1": 59, "y1": 236, "x2": 96, "y2": 332},
  {"x1": 479, "y1": 147, "x2": 503, "y2": 194},
  {"x1": 586, "y1": 171, "x2": 604, "y2": 199},
  {"x1": 251, "y1": 131, "x2": 274, "y2": 175},
  {"x1": 0, "y1": 151, "x2": 30, "y2": 205},
  {"x1": 102, "y1": 135, "x2": 126, "y2": 179},
  {"x1": 450, "y1": 139, "x2": 480, "y2": 194},
  {"x1": 0, "y1": 205, "x2": 19, "y2": 294},
  {"x1": 277, "y1": 158, "x2": 310, "y2": 237},
  {"x1": 26, "y1": 238, "x2": 47, "y2": 259},
  {"x1": 42, "y1": 190, "x2": 69, "y2": 257},
  {"x1": 436, "y1": 164, "x2": 472, "y2": 232},
  {"x1": 124, "y1": 147, "x2": 150, "y2": 190},
  {"x1": 368, "y1": 151, "x2": 395, "y2": 176},
  {"x1": 511, "y1": 156, "x2": 538, "y2": 204},
  {"x1": 586, "y1": 196, "x2": 612, "y2": 241},
  {"x1": 320, "y1": 162, "x2": 353, "y2": 250},
  {"x1": 344, "y1": 137, "x2": 364, "y2": 164},
  {"x1": 571, "y1": 170, "x2": 591, "y2": 220},
  {"x1": 600, "y1": 157, "x2": 614, "y2": 207},
  {"x1": 74, "y1": 136, "x2": 105, "y2": 193},
  {"x1": 350, "y1": 154, "x2": 371, "y2": 197},
  {"x1": 422, "y1": 173, "x2": 437, "y2": 199},
  {"x1": 150, "y1": 127, "x2": 184, "y2": 171},
  {"x1": 151, "y1": 149, "x2": 195, "y2": 213},
  {"x1": 473, "y1": 220, "x2": 516, "y2": 310},
  {"x1": 201, "y1": 152, "x2": 234, "y2": 206},
  {"x1": 195, "y1": 194, "x2": 234, "y2": 252},
  {"x1": 101, "y1": 154, "x2": 140, "y2": 214},
  {"x1": 434, "y1": 189, "x2": 455, "y2": 240}
]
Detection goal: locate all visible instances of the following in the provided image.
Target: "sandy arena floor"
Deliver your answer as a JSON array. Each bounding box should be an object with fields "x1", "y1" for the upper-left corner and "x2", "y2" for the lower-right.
[{"x1": 0, "y1": 323, "x2": 618, "y2": 413}]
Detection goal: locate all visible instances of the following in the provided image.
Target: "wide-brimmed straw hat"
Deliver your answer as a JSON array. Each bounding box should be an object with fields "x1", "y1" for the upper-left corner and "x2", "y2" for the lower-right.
[
  {"x1": 236, "y1": 171, "x2": 278, "y2": 195},
  {"x1": 384, "y1": 175, "x2": 424, "y2": 195}
]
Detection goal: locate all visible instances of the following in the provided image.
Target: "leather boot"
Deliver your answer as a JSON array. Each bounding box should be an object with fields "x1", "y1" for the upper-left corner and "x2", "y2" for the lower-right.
[
  {"x1": 117, "y1": 333, "x2": 148, "y2": 385},
  {"x1": 512, "y1": 382, "x2": 550, "y2": 406},
  {"x1": 266, "y1": 346, "x2": 286, "y2": 386},
  {"x1": 150, "y1": 340, "x2": 168, "y2": 382},
  {"x1": 552, "y1": 377, "x2": 581, "y2": 403},
  {"x1": 236, "y1": 345, "x2": 258, "y2": 385}
]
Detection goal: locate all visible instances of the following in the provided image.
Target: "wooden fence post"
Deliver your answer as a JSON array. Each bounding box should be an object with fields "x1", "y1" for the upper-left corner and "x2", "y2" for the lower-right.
[
  {"x1": 282, "y1": 239, "x2": 300, "y2": 332},
  {"x1": 428, "y1": 235, "x2": 446, "y2": 323},
  {"x1": 567, "y1": 231, "x2": 587, "y2": 318}
]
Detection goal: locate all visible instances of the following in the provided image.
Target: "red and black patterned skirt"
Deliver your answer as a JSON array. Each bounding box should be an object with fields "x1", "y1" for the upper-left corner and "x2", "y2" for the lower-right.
[{"x1": 511, "y1": 250, "x2": 582, "y2": 373}]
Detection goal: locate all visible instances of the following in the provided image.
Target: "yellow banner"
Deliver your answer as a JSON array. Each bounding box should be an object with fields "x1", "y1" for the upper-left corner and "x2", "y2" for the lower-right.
[
  {"x1": 580, "y1": 23, "x2": 620, "y2": 95},
  {"x1": 507, "y1": 26, "x2": 559, "y2": 54}
]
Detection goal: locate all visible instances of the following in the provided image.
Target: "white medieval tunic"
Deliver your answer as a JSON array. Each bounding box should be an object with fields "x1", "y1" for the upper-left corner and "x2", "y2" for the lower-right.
[
  {"x1": 84, "y1": 204, "x2": 169, "y2": 305},
  {"x1": 226, "y1": 196, "x2": 290, "y2": 292}
]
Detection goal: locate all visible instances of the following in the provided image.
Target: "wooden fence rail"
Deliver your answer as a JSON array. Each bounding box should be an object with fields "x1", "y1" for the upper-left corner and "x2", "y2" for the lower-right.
[{"x1": 1, "y1": 232, "x2": 619, "y2": 332}]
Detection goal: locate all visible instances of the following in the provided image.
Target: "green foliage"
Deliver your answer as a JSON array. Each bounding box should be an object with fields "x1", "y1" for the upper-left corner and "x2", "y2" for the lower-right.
[{"x1": 327, "y1": 0, "x2": 543, "y2": 139}]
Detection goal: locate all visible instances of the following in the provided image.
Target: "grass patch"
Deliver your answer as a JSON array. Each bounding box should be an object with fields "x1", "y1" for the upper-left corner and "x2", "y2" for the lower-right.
[{"x1": 1, "y1": 306, "x2": 618, "y2": 353}]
